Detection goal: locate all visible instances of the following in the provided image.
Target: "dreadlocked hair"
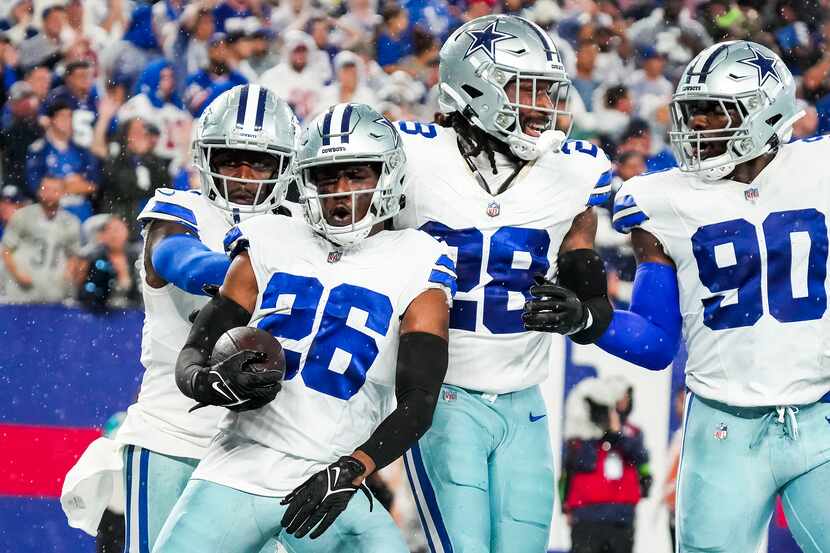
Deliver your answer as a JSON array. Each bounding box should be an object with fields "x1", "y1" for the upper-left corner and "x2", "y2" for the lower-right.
[{"x1": 435, "y1": 111, "x2": 510, "y2": 174}]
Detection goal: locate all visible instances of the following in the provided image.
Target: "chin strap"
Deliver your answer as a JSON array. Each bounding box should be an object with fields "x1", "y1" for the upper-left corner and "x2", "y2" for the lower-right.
[{"x1": 508, "y1": 129, "x2": 567, "y2": 160}]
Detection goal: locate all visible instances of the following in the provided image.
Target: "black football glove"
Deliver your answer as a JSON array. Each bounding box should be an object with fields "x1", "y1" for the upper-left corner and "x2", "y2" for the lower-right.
[
  {"x1": 189, "y1": 350, "x2": 282, "y2": 412},
  {"x1": 522, "y1": 275, "x2": 589, "y2": 335},
  {"x1": 280, "y1": 456, "x2": 373, "y2": 540}
]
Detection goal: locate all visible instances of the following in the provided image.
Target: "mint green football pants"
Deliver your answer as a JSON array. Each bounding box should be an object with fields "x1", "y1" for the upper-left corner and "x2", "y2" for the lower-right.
[
  {"x1": 676, "y1": 393, "x2": 830, "y2": 553},
  {"x1": 404, "y1": 384, "x2": 555, "y2": 553}
]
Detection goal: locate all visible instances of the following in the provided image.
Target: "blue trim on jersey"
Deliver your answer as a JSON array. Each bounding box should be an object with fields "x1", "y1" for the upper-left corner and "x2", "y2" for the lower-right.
[
  {"x1": 254, "y1": 87, "x2": 267, "y2": 131},
  {"x1": 138, "y1": 447, "x2": 150, "y2": 553},
  {"x1": 597, "y1": 262, "x2": 682, "y2": 370},
  {"x1": 613, "y1": 211, "x2": 649, "y2": 233},
  {"x1": 403, "y1": 453, "x2": 438, "y2": 553},
  {"x1": 150, "y1": 201, "x2": 199, "y2": 231},
  {"x1": 820, "y1": 390, "x2": 830, "y2": 403},
  {"x1": 152, "y1": 234, "x2": 231, "y2": 295},
  {"x1": 435, "y1": 254, "x2": 456, "y2": 273},
  {"x1": 340, "y1": 104, "x2": 353, "y2": 144},
  {"x1": 223, "y1": 226, "x2": 242, "y2": 253},
  {"x1": 322, "y1": 108, "x2": 333, "y2": 146},
  {"x1": 236, "y1": 85, "x2": 249, "y2": 128},
  {"x1": 588, "y1": 170, "x2": 613, "y2": 206},
  {"x1": 429, "y1": 269, "x2": 458, "y2": 297},
  {"x1": 124, "y1": 445, "x2": 133, "y2": 553}
]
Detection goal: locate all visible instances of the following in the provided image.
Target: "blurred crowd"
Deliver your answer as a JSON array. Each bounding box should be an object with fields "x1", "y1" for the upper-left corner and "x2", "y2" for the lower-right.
[{"x1": 0, "y1": 0, "x2": 828, "y2": 309}]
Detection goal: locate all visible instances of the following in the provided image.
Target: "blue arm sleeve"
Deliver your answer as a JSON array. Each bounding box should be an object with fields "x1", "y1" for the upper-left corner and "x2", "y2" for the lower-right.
[
  {"x1": 596, "y1": 262, "x2": 682, "y2": 370},
  {"x1": 152, "y1": 233, "x2": 231, "y2": 295}
]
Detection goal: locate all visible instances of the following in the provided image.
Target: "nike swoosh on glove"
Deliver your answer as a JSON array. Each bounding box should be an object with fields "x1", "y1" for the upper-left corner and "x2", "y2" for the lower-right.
[
  {"x1": 190, "y1": 350, "x2": 282, "y2": 412},
  {"x1": 280, "y1": 456, "x2": 374, "y2": 539}
]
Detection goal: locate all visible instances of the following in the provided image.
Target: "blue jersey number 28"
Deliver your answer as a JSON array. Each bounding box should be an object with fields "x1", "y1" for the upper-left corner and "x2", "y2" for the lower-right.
[
  {"x1": 256, "y1": 273, "x2": 393, "y2": 400},
  {"x1": 421, "y1": 222, "x2": 550, "y2": 334},
  {"x1": 692, "y1": 209, "x2": 828, "y2": 330}
]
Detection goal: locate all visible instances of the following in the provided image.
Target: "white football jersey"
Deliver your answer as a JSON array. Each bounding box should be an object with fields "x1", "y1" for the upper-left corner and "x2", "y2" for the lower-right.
[
  {"x1": 394, "y1": 122, "x2": 612, "y2": 394},
  {"x1": 613, "y1": 136, "x2": 830, "y2": 407},
  {"x1": 116, "y1": 188, "x2": 230, "y2": 459},
  {"x1": 192, "y1": 215, "x2": 455, "y2": 496},
  {"x1": 117, "y1": 190, "x2": 301, "y2": 458}
]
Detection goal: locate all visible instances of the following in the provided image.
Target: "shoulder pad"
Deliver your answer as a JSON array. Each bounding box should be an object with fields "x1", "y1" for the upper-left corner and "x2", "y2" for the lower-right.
[{"x1": 138, "y1": 188, "x2": 203, "y2": 235}]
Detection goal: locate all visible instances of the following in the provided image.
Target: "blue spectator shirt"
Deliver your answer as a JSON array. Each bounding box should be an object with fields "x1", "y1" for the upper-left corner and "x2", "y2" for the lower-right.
[
  {"x1": 376, "y1": 30, "x2": 414, "y2": 68},
  {"x1": 43, "y1": 86, "x2": 100, "y2": 149},
  {"x1": 26, "y1": 137, "x2": 100, "y2": 221},
  {"x1": 183, "y1": 69, "x2": 248, "y2": 116}
]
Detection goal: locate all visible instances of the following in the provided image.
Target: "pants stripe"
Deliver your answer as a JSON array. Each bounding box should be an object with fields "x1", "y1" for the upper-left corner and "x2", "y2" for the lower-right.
[
  {"x1": 124, "y1": 445, "x2": 134, "y2": 553},
  {"x1": 403, "y1": 450, "x2": 439, "y2": 553},
  {"x1": 674, "y1": 392, "x2": 695, "y2": 553},
  {"x1": 405, "y1": 444, "x2": 454, "y2": 553},
  {"x1": 138, "y1": 448, "x2": 150, "y2": 553}
]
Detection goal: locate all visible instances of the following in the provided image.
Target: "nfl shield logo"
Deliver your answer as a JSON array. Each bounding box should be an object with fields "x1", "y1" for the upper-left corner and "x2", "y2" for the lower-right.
[
  {"x1": 442, "y1": 389, "x2": 457, "y2": 402},
  {"x1": 486, "y1": 201, "x2": 500, "y2": 217},
  {"x1": 744, "y1": 188, "x2": 759, "y2": 202},
  {"x1": 327, "y1": 251, "x2": 342, "y2": 264},
  {"x1": 714, "y1": 423, "x2": 728, "y2": 440}
]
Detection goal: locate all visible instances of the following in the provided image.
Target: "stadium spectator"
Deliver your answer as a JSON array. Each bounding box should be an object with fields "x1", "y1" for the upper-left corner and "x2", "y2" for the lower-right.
[
  {"x1": 184, "y1": 8, "x2": 215, "y2": 75},
  {"x1": 593, "y1": 84, "x2": 634, "y2": 143},
  {"x1": 560, "y1": 376, "x2": 651, "y2": 553},
  {"x1": 399, "y1": 26, "x2": 438, "y2": 84},
  {"x1": 119, "y1": 59, "x2": 191, "y2": 166},
  {"x1": 0, "y1": 0, "x2": 36, "y2": 45},
  {"x1": 26, "y1": 98, "x2": 99, "y2": 222},
  {"x1": 226, "y1": 30, "x2": 258, "y2": 82},
  {"x1": 626, "y1": 47, "x2": 673, "y2": 119},
  {"x1": 315, "y1": 51, "x2": 378, "y2": 117},
  {"x1": 271, "y1": 0, "x2": 317, "y2": 36},
  {"x1": 375, "y1": 4, "x2": 412, "y2": 72},
  {"x1": 97, "y1": 116, "x2": 171, "y2": 240},
  {"x1": 183, "y1": 33, "x2": 247, "y2": 116},
  {"x1": 259, "y1": 30, "x2": 323, "y2": 122},
  {"x1": 1, "y1": 177, "x2": 82, "y2": 304},
  {"x1": 308, "y1": 16, "x2": 341, "y2": 72},
  {"x1": 338, "y1": 0, "x2": 381, "y2": 50},
  {"x1": 1, "y1": 81, "x2": 42, "y2": 199},
  {"x1": 77, "y1": 213, "x2": 136, "y2": 310},
  {"x1": 43, "y1": 60, "x2": 99, "y2": 148},
  {"x1": 18, "y1": 4, "x2": 67, "y2": 69},
  {"x1": 23, "y1": 63, "x2": 52, "y2": 102},
  {"x1": 572, "y1": 42, "x2": 601, "y2": 112},
  {"x1": 616, "y1": 119, "x2": 676, "y2": 172},
  {"x1": 246, "y1": 27, "x2": 278, "y2": 78}
]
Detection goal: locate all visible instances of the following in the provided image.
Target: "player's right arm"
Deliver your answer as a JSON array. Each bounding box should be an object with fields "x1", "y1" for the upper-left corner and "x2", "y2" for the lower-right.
[
  {"x1": 143, "y1": 219, "x2": 231, "y2": 294},
  {"x1": 595, "y1": 227, "x2": 683, "y2": 370},
  {"x1": 174, "y1": 250, "x2": 281, "y2": 411}
]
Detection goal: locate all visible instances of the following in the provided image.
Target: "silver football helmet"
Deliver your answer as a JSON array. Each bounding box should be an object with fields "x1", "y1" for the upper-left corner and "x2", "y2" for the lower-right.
[
  {"x1": 670, "y1": 41, "x2": 804, "y2": 181},
  {"x1": 296, "y1": 103, "x2": 406, "y2": 248},
  {"x1": 193, "y1": 84, "x2": 298, "y2": 224},
  {"x1": 438, "y1": 15, "x2": 571, "y2": 160}
]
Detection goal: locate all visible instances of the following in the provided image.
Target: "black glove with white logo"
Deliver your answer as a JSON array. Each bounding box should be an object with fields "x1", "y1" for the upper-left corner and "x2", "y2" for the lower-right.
[
  {"x1": 522, "y1": 275, "x2": 589, "y2": 335},
  {"x1": 280, "y1": 456, "x2": 373, "y2": 539},
  {"x1": 190, "y1": 350, "x2": 281, "y2": 412}
]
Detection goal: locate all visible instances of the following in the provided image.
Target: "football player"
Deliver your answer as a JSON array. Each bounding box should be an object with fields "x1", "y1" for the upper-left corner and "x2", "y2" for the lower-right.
[
  {"x1": 114, "y1": 85, "x2": 297, "y2": 552},
  {"x1": 394, "y1": 15, "x2": 614, "y2": 553},
  {"x1": 592, "y1": 41, "x2": 830, "y2": 552},
  {"x1": 153, "y1": 103, "x2": 456, "y2": 553}
]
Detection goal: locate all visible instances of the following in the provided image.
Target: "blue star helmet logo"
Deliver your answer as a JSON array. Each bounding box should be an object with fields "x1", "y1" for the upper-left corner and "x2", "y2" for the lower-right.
[
  {"x1": 373, "y1": 116, "x2": 399, "y2": 146},
  {"x1": 464, "y1": 21, "x2": 515, "y2": 62},
  {"x1": 737, "y1": 48, "x2": 781, "y2": 86}
]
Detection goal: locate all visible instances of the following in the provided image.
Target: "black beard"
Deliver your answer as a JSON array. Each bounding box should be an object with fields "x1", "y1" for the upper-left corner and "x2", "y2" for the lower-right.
[{"x1": 211, "y1": 62, "x2": 229, "y2": 75}]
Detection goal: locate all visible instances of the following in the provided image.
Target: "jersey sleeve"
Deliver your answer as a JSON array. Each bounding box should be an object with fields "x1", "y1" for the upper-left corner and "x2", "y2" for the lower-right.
[
  {"x1": 583, "y1": 146, "x2": 614, "y2": 207},
  {"x1": 397, "y1": 232, "x2": 457, "y2": 313},
  {"x1": 138, "y1": 189, "x2": 202, "y2": 236}
]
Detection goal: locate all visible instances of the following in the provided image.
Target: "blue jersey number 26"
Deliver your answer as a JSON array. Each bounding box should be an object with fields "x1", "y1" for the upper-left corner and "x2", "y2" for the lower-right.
[
  {"x1": 256, "y1": 273, "x2": 393, "y2": 400},
  {"x1": 692, "y1": 209, "x2": 828, "y2": 330},
  {"x1": 421, "y1": 222, "x2": 550, "y2": 334}
]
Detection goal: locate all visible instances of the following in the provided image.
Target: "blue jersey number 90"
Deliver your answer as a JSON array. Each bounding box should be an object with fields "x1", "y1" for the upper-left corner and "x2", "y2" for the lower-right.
[
  {"x1": 692, "y1": 209, "x2": 828, "y2": 330},
  {"x1": 256, "y1": 273, "x2": 393, "y2": 400},
  {"x1": 421, "y1": 222, "x2": 550, "y2": 334}
]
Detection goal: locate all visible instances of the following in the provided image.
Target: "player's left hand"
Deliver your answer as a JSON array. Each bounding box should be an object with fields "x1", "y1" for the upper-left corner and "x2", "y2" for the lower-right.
[
  {"x1": 280, "y1": 456, "x2": 373, "y2": 540},
  {"x1": 522, "y1": 275, "x2": 588, "y2": 335}
]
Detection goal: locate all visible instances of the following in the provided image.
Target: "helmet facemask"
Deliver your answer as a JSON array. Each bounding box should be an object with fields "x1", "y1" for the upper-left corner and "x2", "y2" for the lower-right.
[
  {"x1": 195, "y1": 140, "x2": 294, "y2": 223},
  {"x1": 299, "y1": 150, "x2": 405, "y2": 248},
  {"x1": 492, "y1": 67, "x2": 572, "y2": 159}
]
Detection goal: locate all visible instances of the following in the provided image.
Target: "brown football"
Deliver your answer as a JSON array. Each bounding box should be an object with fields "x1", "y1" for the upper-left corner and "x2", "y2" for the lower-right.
[{"x1": 210, "y1": 327, "x2": 286, "y2": 379}]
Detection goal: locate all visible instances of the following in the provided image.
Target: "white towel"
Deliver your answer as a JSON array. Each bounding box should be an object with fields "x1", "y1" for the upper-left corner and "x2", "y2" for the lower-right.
[{"x1": 60, "y1": 437, "x2": 124, "y2": 536}]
